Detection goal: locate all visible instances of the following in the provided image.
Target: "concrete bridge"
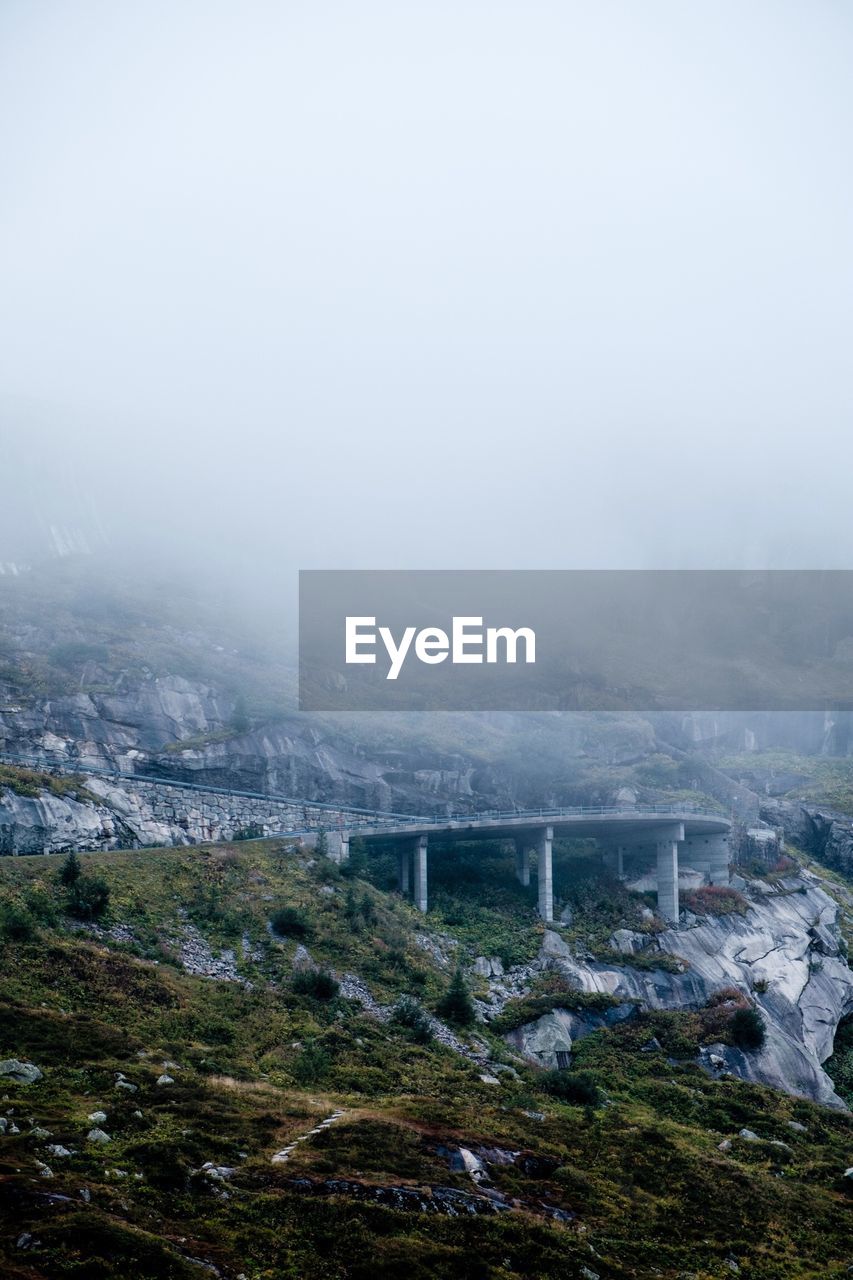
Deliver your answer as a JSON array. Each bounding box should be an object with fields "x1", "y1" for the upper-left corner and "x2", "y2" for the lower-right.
[
  {"x1": 0, "y1": 751, "x2": 729, "y2": 922},
  {"x1": 341, "y1": 807, "x2": 731, "y2": 924}
]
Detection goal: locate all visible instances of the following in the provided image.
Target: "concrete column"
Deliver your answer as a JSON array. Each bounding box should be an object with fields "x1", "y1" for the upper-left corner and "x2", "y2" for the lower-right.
[
  {"x1": 656, "y1": 838, "x2": 680, "y2": 923},
  {"x1": 708, "y1": 834, "x2": 730, "y2": 886},
  {"x1": 537, "y1": 825, "x2": 554, "y2": 923},
  {"x1": 398, "y1": 845, "x2": 411, "y2": 896},
  {"x1": 515, "y1": 838, "x2": 530, "y2": 886},
  {"x1": 413, "y1": 834, "x2": 428, "y2": 913}
]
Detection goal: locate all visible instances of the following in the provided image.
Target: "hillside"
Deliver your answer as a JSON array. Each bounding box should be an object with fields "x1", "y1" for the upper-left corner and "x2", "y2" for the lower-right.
[{"x1": 0, "y1": 837, "x2": 851, "y2": 1279}]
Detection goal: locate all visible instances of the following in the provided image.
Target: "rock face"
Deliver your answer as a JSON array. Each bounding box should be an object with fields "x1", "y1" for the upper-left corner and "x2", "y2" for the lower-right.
[
  {"x1": 504, "y1": 1006, "x2": 633, "y2": 1069},
  {"x1": 0, "y1": 659, "x2": 761, "y2": 830},
  {"x1": 0, "y1": 773, "x2": 361, "y2": 855},
  {"x1": 504, "y1": 869, "x2": 853, "y2": 1109},
  {"x1": 0, "y1": 787, "x2": 129, "y2": 855},
  {"x1": 761, "y1": 798, "x2": 853, "y2": 879}
]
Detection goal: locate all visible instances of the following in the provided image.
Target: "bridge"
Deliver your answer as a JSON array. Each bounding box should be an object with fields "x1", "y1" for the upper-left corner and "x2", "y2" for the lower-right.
[
  {"x1": 0, "y1": 750, "x2": 729, "y2": 924},
  {"x1": 345, "y1": 806, "x2": 731, "y2": 923}
]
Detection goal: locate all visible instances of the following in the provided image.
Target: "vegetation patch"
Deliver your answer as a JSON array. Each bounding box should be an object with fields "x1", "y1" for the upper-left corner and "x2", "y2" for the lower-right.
[
  {"x1": 0, "y1": 762, "x2": 96, "y2": 804},
  {"x1": 683, "y1": 884, "x2": 750, "y2": 917},
  {"x1": 0, "y1": 837, "x2": 849, "y2": 1279}
]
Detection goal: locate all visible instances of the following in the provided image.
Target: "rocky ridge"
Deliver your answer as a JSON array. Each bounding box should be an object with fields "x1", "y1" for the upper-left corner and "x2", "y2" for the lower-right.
[{"x1": 481, "y1": 867, "x2": 853, "y2": 1108}]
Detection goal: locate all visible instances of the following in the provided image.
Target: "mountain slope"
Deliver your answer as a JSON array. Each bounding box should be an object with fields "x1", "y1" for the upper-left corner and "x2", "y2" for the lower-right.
[{"x1": 0, "y1": 838, "x2": 851, "y2": 1279}]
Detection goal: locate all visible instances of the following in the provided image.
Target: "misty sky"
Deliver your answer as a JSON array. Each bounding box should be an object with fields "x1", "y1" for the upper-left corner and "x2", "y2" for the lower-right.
[{"x1": 2, "y1": 2, "x2": 852, "y2": 576}]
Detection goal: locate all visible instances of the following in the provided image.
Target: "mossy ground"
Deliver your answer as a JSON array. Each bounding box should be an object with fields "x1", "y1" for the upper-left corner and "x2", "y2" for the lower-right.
[{"x1": 0, "y1": 839, "x2": 850, "y2": 1279}]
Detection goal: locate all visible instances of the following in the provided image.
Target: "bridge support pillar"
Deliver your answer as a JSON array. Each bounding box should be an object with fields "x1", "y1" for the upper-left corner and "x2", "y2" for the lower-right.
[
  {"x1": 537, "y1": 825, "x2": 554, "y2": 923},
  {"x1": 515, "y1": 839, "x2": 530, "y2": 887},
  {"x1": 656, "y1": 837, "x2": 680, "y2": 923},
  {"x1": 413, "y1": 834, "x2": 428, "y2": 913}
]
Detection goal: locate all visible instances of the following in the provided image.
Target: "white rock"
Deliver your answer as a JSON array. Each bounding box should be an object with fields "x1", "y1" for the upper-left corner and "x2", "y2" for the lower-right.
[
  {"x1": 87, "y1": 1128, "x2": 111, "y2": 1145},
  {"x1": 156, "y1": 1074, "x2": 175, "y2": 1087}
]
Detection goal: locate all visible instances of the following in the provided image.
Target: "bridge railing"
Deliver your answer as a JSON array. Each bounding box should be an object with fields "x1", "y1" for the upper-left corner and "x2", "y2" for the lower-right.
[{"x1": 353, "y1": 802, "x2": 729, "y2": 830}]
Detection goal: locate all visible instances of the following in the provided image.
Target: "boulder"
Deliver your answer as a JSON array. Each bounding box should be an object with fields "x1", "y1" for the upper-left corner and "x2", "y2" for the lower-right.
[
  {"x1": 504, "y1": 1010, "x2": 574, "y2": 1069},
  {"x1": 0, "y1": 1059, "x2": 42, "y2": 1085},
  {"x1": 608, "y1": 928, "x2": 650, "y2": 954}
]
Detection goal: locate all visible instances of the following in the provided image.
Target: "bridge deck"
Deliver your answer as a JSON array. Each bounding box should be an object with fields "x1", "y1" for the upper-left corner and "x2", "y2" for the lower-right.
[{"x1": 356, "y1": 807, "x2": 730, "y2": 843}]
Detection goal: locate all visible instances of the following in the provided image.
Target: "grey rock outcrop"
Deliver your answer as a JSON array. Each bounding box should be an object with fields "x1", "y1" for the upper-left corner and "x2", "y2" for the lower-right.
[
  {"x1": 504, "y1": 1005, "x2": 633, "y2": 1068},
  {"x1": 762, "y1": 798, "x2": 853, "y2": 879},
  {"x1": 505, "y1": 869, "x2": 853, "y2": 1108},
  {"x1": 0, "y1": 1059, "x2": 43, "y2": 1084},
  {"x1": 0, "y1": 789, "x2": 124, "y2": 855}
]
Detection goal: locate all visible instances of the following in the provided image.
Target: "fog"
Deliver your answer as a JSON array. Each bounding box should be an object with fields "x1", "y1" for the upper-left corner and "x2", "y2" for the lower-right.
[{"x1": 2, "y1": 1, "x2": 852, "y2": 583}]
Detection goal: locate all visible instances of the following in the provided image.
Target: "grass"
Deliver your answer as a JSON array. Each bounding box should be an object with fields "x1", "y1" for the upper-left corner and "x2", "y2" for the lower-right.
[
  {"x1": 720, "y1": 748, "x2": 853, "y2": 816},
  {"x1": 0, "y1": 762, "x2": 96, "y2": 803},
  {"x1": 0, "y1": 838, "x2": 850, "y2": 1279}
]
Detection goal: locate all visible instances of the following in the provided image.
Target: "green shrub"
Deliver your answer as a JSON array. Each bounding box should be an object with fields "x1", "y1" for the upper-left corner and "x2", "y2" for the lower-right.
[
  {"x1": 291, "y1": 1039, "x2": 331, "y2": 1084},
  {"x1": 730, "y1": 1007, "x2": 766, "y2": 1051},
  {"x1": 59, "y1": 850, "x2": 81, "y2": 887},
  {"x1": 124, "y1": 1139, "x2": 192, "y2": 1191},
  {"x1": 390, "y1": 996, "x2": 433, "y2": 1044},
  {"x1": 0, "y1": 902, "x2": 35, "y2": 942},
  {"x1": 67, "y1": 874, "x2": 110, "y2": 921},
  {"x1": 292, "y1": 968, "x2": 339, "y2": 1000},
  {"x1": 270, "y1": 905, "x2": 313, "y2": 940},
  {"x1": 603, "y1": 948, "x2": 686, "y2": 974},
  {"x1": 538, "y1": 1069, "x2": 601, "y2": 1106},
  {"x1": 342, "y1": 836, "x2": 369, "y2": 879},
  {"x1": 233, "y1": 822, "x2": 265, "y2": 841},
  {"x1": 435, "y1": 967, "x2": 476, "y2": 1026}
]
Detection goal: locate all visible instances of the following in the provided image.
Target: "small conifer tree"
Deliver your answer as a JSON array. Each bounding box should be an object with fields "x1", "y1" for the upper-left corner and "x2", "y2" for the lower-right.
[{"x1": 436, "y1": 967, "x2": 476, "y2": 1026}]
